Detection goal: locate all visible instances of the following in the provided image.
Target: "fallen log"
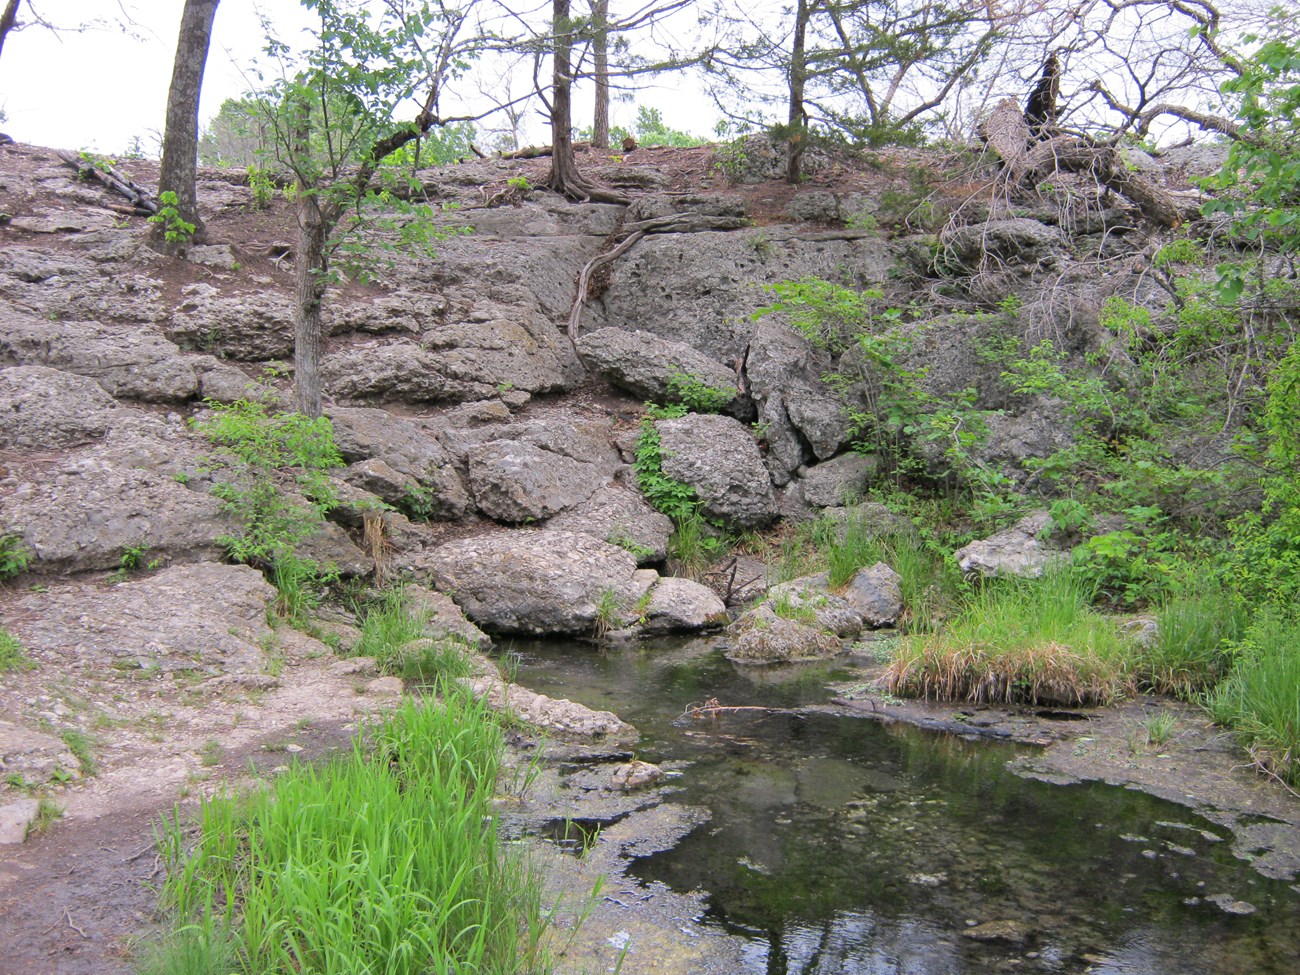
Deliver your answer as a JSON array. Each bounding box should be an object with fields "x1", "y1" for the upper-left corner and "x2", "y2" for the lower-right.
[{"x1": 55, "y1": 149, "x2": 158, "y2": 215}]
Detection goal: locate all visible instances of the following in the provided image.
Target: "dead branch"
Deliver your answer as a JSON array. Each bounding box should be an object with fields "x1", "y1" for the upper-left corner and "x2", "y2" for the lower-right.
[
  {"x1": 680, "y1": 697, "x2": 788, "y2": 720},
  {"x1": 55, "y1": 149, "x2": 158, "y2": 214},
  {"x1": 1025, "y1": 136, "x2": 1187, "y2": 228}
]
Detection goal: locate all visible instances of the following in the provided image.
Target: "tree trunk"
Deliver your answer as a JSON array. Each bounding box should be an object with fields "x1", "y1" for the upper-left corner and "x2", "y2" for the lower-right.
[
  {"x1": 155, "y1": 0, "x2": 220, "y2": 251},
  {"x1": 592, "y1": 0, "x2": 610, "y2": 149},
  {"x1": 787, "y1": 0, "x2": 811, "y2": 185},
  {"x1": 293, "y1": 188, "x2": 329, "y2": 418},
  {"x1": 0, "y1": 0, "x2": 21, "y2": 65},
  {"x1": 546, "y1": 0, "x2": 627, "y2": 203}
]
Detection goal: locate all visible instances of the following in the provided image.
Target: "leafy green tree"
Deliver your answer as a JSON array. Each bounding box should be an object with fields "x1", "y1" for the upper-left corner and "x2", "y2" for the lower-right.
[{"x1": 258, "y1": 0, "x2": 485, "y2": 416}]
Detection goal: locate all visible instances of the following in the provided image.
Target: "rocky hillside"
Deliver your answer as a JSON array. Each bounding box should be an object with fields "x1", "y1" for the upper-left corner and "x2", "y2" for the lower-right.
[{"x1": 0, "y1": 135, "x2": 1224, "y2": 804}]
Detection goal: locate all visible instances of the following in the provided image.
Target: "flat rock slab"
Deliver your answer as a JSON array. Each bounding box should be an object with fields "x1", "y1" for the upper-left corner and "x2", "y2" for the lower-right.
[
  {"x1": 0, "y1": 365, "x2": 121, "y2": 449},
  {"x1": 4, "y1": 562, "x2": 277, "y2": 674},
  {"x1": 0, "y1": 799, "x2": 41, "y2": 844},
  {"x1": 547, "y1": 485, "x2": 673, "y2": 564}
]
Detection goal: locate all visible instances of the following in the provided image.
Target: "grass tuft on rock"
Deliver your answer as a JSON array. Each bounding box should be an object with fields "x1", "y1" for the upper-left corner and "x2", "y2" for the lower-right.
[{"x1": 881, "y1": 570, "x2": 1134, "y2": 706}]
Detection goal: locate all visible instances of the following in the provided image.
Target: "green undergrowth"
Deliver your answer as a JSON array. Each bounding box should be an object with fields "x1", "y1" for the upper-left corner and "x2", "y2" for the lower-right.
[
  {"x1": 147, "y1": 691, "x2": 550, "y2": 975},
  {"x1": 0, "y1": 628, "x2": 35, "y2": 673},
  {"x1": 1207, "y1": 611, "x2": 1300, "y2": 786},
  {"x1": 353, "y1": 587, "x2": 474, "y2": 682}
]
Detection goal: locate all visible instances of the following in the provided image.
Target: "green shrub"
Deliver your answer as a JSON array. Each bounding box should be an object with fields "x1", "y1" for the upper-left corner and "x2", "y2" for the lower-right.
[
  {"x1": 0, "y1": 533, "x2": 32, "y2": 580},
  {"x1": 665, "y1": 370, "x2": 734, "y2": 413},
  {"x1": 353, "y1": 588, "x2": 471, "y2": 682}
]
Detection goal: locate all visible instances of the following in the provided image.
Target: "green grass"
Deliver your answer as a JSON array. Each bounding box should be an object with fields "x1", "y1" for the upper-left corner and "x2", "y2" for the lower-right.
[
  {"x1": 353, "y1": 587, "x2": 472, "y2": 682},
  {"x1": 60, "y1": 728, "x2": 98, "y2": 776},
  {"x1": 882, "y1": 570, "x2": 1135, "y2": 706},
  {"x1": 1140, "y1": 585, "x2": 1246, "y2": 699},
  {"x1": 1207, "y1": 611, "x2": 1300, "y2": 786},
  {"x1": 153, "y1": 691, "x2": 549, "y2": 975},
  {"x1": 0, "y1": 628, "x2": 35, "y2": 673}
]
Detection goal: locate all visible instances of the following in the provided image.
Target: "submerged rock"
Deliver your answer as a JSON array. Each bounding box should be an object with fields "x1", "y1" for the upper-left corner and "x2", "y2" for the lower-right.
[{"x1": 612, "y1": 760, "x2": 666, "y2": 791}]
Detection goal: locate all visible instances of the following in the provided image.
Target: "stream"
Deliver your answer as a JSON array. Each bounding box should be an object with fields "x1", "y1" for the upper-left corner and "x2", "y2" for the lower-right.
[{"x1": 500, "y1": 635, "x2": 1300, "y2": 975}]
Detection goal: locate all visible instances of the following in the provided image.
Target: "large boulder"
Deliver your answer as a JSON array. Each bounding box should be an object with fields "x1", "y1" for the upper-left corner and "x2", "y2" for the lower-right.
[
  {"x1": 323, "y1": 302, "x2": 582, "y2": 405},
  {"x1": 424, "y1": 530, "x2": 651, "y2": 635},
  {"x1": 0, "y1": 313, "x2": 199, "y2": 401},
  {"x1": 0, "y1": 366, "x2": 122, "y2": 449},
  {"x1": 640, "y1": 576, "x2": 728, "y2": 634},
  {"x1": 655, "y1": 413, "x2": 778, "y2": 528},
  {"x1": 467, "y1": 440, "x2": 601, "y2": 522},
  {"x1": 3, "y1": 563, "x2": 278, "y2": 674},
  {"x1": 841, "y1": 562, "x2": 903, "y2": 628},
  {"x1": 169, "y1": 284, "x2": 295, "y2": 360},
  {"x1": 547, "y1": 485, "x2": 673, "y2": 564},
  {"x1": 725, "y1": 605, "x2": 844, "y2": 664},
  {"x1": 798, "y1": 453, "x2": 877, "y2": 508},
  {"x1": 576, "y1": 327, "x2": 746, "y2": 416},
  {"x1": 954, "y1": 510, "x2": 1068, "y2": 578}
]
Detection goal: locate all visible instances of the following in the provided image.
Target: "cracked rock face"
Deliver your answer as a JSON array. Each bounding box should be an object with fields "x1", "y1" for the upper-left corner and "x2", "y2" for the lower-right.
[
  {"x1": 468, "y1": 440, "x2": 602, "y2": 523},
  {"x1": 0, "y1": 365, "x2": 121, "y2": 449}
]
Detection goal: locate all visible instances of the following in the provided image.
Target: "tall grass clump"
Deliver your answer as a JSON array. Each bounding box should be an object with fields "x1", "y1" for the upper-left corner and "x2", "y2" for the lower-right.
[
  {"x1": 1141, "y1": 584, "x2": 1247, "y2": 699},
  {"x1": 354, "y1": 587, "x2": 472, "y2": 682},
  {"x1": 1207, "y1": 610, "x2": 1300, "y2": 786},
  {"x1": 154, "y1": 691, "x2": 547, "y2": 975},
  {"x1": 882, "y1": 570, "x2": 1135, "y2": 706}
]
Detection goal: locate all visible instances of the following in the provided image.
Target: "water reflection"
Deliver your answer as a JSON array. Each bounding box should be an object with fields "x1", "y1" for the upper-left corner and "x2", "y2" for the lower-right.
[{"x1": 502, "y1": 637, "x2": 1300, "y2": 975}]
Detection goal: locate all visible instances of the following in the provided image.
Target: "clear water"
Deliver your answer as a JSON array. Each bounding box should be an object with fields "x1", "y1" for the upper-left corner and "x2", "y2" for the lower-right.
[{"x1": 501, "y1": 635, "x2": 1300, "y2": 975}]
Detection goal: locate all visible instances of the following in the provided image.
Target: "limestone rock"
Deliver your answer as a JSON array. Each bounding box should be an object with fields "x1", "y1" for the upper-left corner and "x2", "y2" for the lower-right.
[
  {"x1": 0, "y1": 313, "x2": 198, "y2": 401},
  {"x1": 841, "y1": 562, "x2": 903, "y2": 628},
  {"x1": 940, "y1": 218, "x2": 1064, "y2": 272},
  {"x1": 799, "y1": 453, "x2": 877, "y2": 508},
  {"x1": 547, "y1": 485, "x2": 673, "y2": 565},
  {"x1": 745, "y1": 318, "x2": 851, "y2": 484},
  {"x1": 4, "y1": 563, "x2": 277, "y2": 674},
  {"x1": 0, "y1": 365, "x2": 120, "y2": 448},
  {"x1": 468, "y1": 440, "x2": 600, "y2": 522},
  {"x1": 576, "y1": 327, "x2": 745, "y2": 416},
  {"x1": 400, "y1": 586, "x2": 493, "y2": 651},
  {"x1": 955, "y1": 511, "x2": 1068, "y2": 579},
  {"x1": 0, "y1": 799, "x2": 42, "y2": 845},
  {"x1": 364, "y1": 676, "x2": 406, "y2": 696},
  {"x1": 961, "y1": 920, "x2": 1029, "y2": 944},
  {"x1": 329, "y1": 406, "x2": 470, "y2": 519},
  {"x1": 766, "y1": 575, "x2": 864, "y2": 638},
  {"x1": 425, "y1": 530, "x2": 650, "y2": 635},
  {"x1": 612, "y1": 760, "x2": 666, "y2": 791},
  {"x1": 655, "y1": 414, "x2": 777, "y2": 528},
  {"x1": 2, "y1": 461, "x2": 229, "y2": 573},
  {"x1": 0, "y1": 723, "x2": 80, "y2": 791},
  {"x1": 170, "y1": 284, "x2": 294, "y2": 360},
  {"x1": 726, "y1": 605, "x2": 844, "y2": 664},
  {"x1": 640, "y1": 576, "x2": 728, "y2": 634}
]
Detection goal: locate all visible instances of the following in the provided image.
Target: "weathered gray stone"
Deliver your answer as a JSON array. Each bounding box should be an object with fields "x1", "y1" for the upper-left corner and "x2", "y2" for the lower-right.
[
  {"x1": 425, "y1": 530, "x2": 650, "y2": 635},
  {"x1": 940, "y1": 218, "x2": 1064, "y2": 271},
  {"x1": 2, "y1": 461, "x2": 229, "y2": 572},
  {"x1": 576, "y1": 327, "x2": 745, "y2": 415},
  {"x1": 0, "y1": 313, "x2": 198, "y2": 401},
  {"x1": 329, "y1": 406, "x2": 469, "y2": 518},
  {"x1": 400, "y1": 586, "x2": 493, "y2": 651},
  {"x1": 766, "y1": 576, "x2": 863, "y2": 638},
  {"x1": 170, "y1": 284, "x2": 294, "y2": 359},
  {"x1": 726, "y1": 605, "x2": 844, "y2": 664},
  {"x1": 612, "y1": 760, "x2": 665, "y2": 790},
  {"x1": 0, "y1": 723, "x2": 79, "y2": 792},
  {"x1": 185, "y1": 244, "x2": 239, "y2": 270},
  {"x1": 0, "y1": 798, "x2": 42, "y2": 844},
  {"x1": 0, "y1": 249, "x2": 165, "y2": 324},
  {"x1": 0, "y1": 365, "x2": 120, "y2": 448},
  {"x1": 468, "y1": 440, "x2": 601, "y2": 522},
  {"x1": 4, "y1": 563, "x2": 277, "y2": 674},
  {"x1": 842, "y1": 562, "x2": 903, "y2": 628},
  {"x1": 800, "y1": 453, "x2": 877, "y2": 508},
  {"x1": 746, "y1": 318, "x2": 851, "y2": 484},
  {"x1": 547, "y1": 485, "x2": 673, "y2": 565},
  {"x1": 954, "y1": 510, "x2": 1068, "y2": 578},
  {"x1": 640, "y1": 576, "x2": 728, "y2": 634},
  {"x1": 656, "y1": 414, "x2": 777, "y2": 528},
  {"x1": 10, "y1": 208, "x2": 117, "y2": 234},
  {"x1": 961, "y1": 920, "x2": 1029, "y2": 944},
  {"x1": 191, "y1": 355, "x2": 259, "y2": 403},
  {"x1": 465, "y1": 668, "x2": 636, "y2": 739}
]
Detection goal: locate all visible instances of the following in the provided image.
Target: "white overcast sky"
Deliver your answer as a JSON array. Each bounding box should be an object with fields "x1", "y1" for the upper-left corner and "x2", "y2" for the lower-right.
[{"x1": 0, "y1": 0, "x2": 722, "y2": 157}]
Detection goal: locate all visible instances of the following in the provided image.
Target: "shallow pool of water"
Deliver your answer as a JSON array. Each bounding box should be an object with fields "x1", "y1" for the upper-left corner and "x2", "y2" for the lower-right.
[{"x1": 500, "y1": 636, "x2": 1300, "y2": 975}]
